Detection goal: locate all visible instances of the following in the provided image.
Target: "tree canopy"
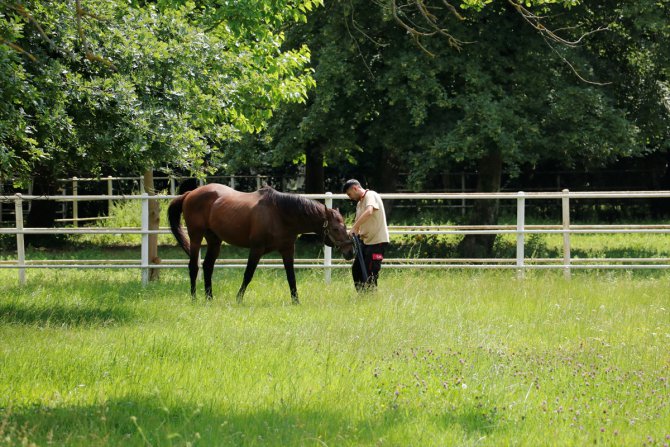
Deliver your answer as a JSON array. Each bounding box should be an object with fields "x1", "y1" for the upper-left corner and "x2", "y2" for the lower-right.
[
  {"x1": 1, "y1": 0, "x2": 321, "y2": 186},
  {"x1": 1, "y1": 0, "x2": 667, "y2": 199},
  {"x1": 238, "y1": 0, "x2": 667, "y2": 254},
  {"x1": 251, "y1": 1, "x2": 666, "y2": 186}
]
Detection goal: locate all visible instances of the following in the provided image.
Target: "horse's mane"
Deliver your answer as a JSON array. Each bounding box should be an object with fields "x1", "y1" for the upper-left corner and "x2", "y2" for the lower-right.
[{"x1": 259, "y1": 187, "x2": 325, "y2": 221}]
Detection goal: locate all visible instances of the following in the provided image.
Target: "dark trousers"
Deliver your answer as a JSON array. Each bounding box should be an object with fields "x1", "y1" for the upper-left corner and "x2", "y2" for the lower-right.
[{"x1": 352, "y1": 242, "x2": 388, "y2": 292}]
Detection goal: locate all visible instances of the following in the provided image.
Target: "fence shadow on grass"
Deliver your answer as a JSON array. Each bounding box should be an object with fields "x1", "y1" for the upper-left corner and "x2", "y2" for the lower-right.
[
  {"x1": 0, "y1": 302, "x2": 134, "y2": 327},
  {"x1": 1, "y1": 398, "x2": 417, "y2": 446}
]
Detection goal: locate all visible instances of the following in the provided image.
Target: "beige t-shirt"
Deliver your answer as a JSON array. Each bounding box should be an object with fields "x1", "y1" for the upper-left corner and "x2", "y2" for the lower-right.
[{"x1": 356, "y1": 190, "x2": 390, "y2": 245}]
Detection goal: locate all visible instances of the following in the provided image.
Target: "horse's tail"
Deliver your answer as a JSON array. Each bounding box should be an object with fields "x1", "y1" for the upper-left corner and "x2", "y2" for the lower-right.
[{"x1": 168, "y1": 193, "x2": 190, "y2": 256}]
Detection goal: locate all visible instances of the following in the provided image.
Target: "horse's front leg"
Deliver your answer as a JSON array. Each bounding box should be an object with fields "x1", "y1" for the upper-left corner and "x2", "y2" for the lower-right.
[
  {"x1": 237, "y1": 247, "x2": 263, "y2": 304},
  {"x1": 280, "y1": 246, "x2": 299, "y2": 304},
  {"x1": 203, "y1": 233, "x2": 222, "y2": 300},
  {"x1": 188, "y1": 235, "x2": 203, "y2": 300}
]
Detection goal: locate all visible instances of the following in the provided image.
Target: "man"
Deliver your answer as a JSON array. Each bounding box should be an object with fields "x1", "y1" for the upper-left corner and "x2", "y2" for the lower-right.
[{"x1": 343, "y1": 179, "x2": 390, "y2": 291}]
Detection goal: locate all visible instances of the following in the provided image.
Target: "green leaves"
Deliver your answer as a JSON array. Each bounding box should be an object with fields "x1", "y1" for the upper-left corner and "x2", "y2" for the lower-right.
[
  {"x1": 0, "y1": 0, "x2": 319, "y2": 182},
  {"x1": 259, "y1": 0, "x2": 663, "y2": 193},
  {"x1": 459, "y1": 0, "x2": 580, "y2": 10}
]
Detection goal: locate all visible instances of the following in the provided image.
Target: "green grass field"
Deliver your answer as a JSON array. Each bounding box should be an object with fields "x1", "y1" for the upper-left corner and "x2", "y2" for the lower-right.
[{"x1": 1, "y1": 268, "x2": 668, "y2": 446}]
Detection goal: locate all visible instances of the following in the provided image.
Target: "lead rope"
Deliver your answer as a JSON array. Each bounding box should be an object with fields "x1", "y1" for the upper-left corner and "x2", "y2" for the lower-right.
[{"x1": 351, "y1": 234, "x2": 369, "y2": 282}]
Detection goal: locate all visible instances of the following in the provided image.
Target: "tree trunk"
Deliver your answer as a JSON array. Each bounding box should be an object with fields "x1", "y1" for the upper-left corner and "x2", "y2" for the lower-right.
[
  {"x1": 298, "y1": 143, "x2": 326, "y2": 244},
  {"x1": 178, "y1": 177, "x2": 198, "y2": 194},
  {"x1": 25, "y1": 171, "x2": 60, "y2": 247},
  {"x1": 649, "y1": 149, "x2": 670, "y2": 218},
  {"x1": 143, "y1": 169, "x2": 160, "y2": 281},
  {"x1": 377, "y1": 150, "x2": 398, "y2": 215},
  {"x1": 304, "y1": 143, "x2": 325, "y2": 194},
  {"x1": 458, "y1": 149, "x2": 503, "y2": 258}
]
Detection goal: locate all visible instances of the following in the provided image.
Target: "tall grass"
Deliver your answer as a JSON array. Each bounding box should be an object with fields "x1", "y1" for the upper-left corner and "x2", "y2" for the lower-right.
[{"x1": 1, "y1": 269, "x2": 668, "y2": 446}]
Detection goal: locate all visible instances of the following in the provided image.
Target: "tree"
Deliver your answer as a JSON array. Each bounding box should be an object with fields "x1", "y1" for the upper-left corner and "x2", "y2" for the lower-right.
[
  {"x1": 1, "y1": 0, "x2": 319, "y2": 184},
  {"x1": 257, "y1": 1, "x2": 446, "y2": 195},
  {"x1": 1, "y1": 0, "x2": 320, "y2": 245},
  {"x1": 261, "y1": 0, "x2": 662, "y2": 257}
]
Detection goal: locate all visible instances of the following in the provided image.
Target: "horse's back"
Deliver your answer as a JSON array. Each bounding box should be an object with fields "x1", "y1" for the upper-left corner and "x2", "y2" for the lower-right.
[
  {"x1": 182, "y1": 183, "x2": 230, "y2": 216},
  {"x1": 182, "y1": 183, "x2": 265, "y2": 246}
]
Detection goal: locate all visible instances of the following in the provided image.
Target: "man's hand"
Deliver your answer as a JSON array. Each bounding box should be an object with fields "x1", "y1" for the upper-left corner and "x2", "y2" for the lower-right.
[{"x1": 350, "y1": 228, "x2": 367, "y2": 242}]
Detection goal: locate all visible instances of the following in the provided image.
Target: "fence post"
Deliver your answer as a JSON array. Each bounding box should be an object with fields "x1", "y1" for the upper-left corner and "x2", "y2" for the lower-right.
[
  {"x1": 15, "y1": 194, "x2": 26, "y2": 286},
  {"x1": 169, "y1": 175, "x2": 176, "y2": 196},
  {"x1": 60, "y1": 183, "x2": 67, "y2": 221},
  {"x1": 229, "y1": 175, "x2": 235, "y2": 190},
  {"x1": 516, "y1": 191, "x2": 525, "y2": 279},
  {"x1": 27, "y1": 180, "x2": 33, "y2": 213},
  {"x1": 562, "y1": 189, "x2": 571, "y2": 279},
  {"x1": 324, "y1": 192, "x2": 333, "y2": 284},
  {"x1": 256, "y1": 174, "x2": 262, "y2": 190},
  {"x1": 107, "y1": 176, "x2": 113, "y2": 213},
  {"x1": 140, "y1": 194, "x2": 149, "y2": 286},
  {"x1": 72, "y1": 177, "x2": 79, "y2": 227},
  {"x1": 461, "y1": 173, "x2": 466, "y2": 216}
]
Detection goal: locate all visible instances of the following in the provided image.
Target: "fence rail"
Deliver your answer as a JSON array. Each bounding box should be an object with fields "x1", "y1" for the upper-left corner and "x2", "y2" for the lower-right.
[
  {"x1": 2, "y1": 190, "x2": 670, "y2": 286},
  {"x1": 0, "y1": 175, "x2": 273, "y2": 225}
]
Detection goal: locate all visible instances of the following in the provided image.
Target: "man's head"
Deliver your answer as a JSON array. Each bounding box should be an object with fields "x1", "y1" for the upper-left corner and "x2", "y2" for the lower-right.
[{"x1": 343, "y1": 179, "x2": 365, "y2": 201}]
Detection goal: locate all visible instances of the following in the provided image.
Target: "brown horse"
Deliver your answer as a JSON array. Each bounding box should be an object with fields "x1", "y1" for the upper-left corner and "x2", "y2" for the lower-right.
[{"x1": 168, "y1": 184, "x2": 354, "y2": 303}]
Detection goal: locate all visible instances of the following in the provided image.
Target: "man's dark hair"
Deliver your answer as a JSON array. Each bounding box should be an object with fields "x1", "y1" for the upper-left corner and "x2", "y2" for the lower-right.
[{"x1": 342, "y1": 179, "x2": 361, "y2": 193}]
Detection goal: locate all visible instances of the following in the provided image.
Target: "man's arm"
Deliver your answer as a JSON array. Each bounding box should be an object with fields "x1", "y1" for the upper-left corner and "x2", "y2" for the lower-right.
[{"x1": 351, "y1": 205, "x2": 375, "y2": 235}]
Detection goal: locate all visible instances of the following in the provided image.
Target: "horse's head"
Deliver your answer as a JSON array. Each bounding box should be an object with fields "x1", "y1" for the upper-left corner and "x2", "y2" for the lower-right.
[{"x1": 323, "y1": 207, "x2": 355, "y2": 260}]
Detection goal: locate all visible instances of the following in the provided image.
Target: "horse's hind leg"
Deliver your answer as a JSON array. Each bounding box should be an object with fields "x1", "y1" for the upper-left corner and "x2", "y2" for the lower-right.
[
  {"x1": 237, "y1": 247, "x2": 263, "y2": 304},
  {"x1": 188, "y1": 232, "x2": 204, "y2": 299},
  {"x1": 203, "y1": 232, "x2": 222, "y2": 300},
  {"x1": 280, "y1": 246, "x2": 299, "y2": 304}
]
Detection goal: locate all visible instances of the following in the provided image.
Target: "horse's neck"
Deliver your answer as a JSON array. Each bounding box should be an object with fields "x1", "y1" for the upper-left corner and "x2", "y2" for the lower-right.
[
  {"x1": 304, "y1": 213, "x2": 325, "y2": 235},
  {"x1": 286, "y1": 208, "x2": 324, "y2": 235}
]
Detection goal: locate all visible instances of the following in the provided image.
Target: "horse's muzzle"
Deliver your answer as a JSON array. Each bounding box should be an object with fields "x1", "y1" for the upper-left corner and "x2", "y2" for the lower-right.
[{"x1": 342, "y1": 245, "x2": 355, "y2": 261}]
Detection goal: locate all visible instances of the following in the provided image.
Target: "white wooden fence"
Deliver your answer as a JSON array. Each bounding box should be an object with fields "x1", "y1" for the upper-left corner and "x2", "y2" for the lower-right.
[
  {"x1": 2, "y1": 190, "x2": 670, "y2": 287},
  {"x1": 0, "y1": 175, "x2": 270, "y2": 225}
]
